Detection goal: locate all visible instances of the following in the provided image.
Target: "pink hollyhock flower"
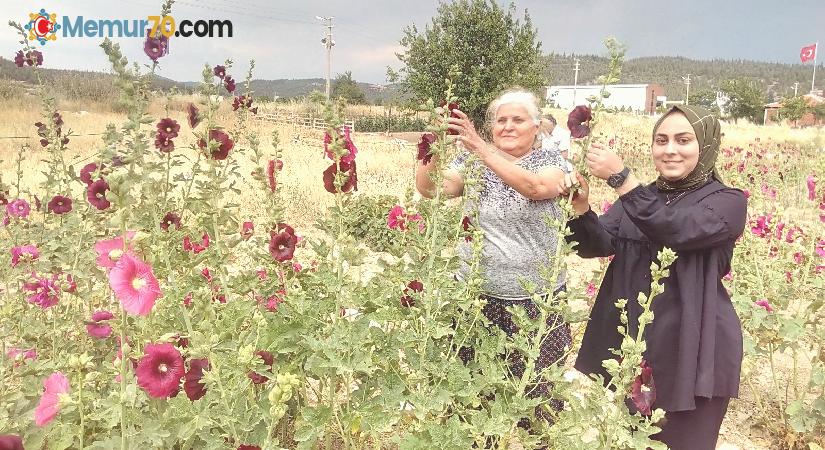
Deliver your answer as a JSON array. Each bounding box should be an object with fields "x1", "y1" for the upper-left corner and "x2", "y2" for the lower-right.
[
  {"x1": 160, "y1": 212, "x2": 181, "y2": 231},
  {"x1": 567, "y1": 105, "x2": 592, "y2": 139},
  {"x1": 184, "y1": 358, "x2": 210, "y2": 401},
  {"x1": 774, "y1": 222, "x2": 786, "y2": 240},
  {"x1": 247, "y1": 351, "x2": 274, "y2": 384},
  {"x1": 23, "y1": 273, "x2": 60, "y2": 309},
  {"x1": 743, "y1": 189, "x2": 751, "y2": 199},
  {"x1": 109, "y1": 253, "x2": 162, "y2": 316},
  {"x1": 94, "y1": 232, "x2": 136, "y2": 269},
  {"x1": 135, "y1": 343, "x2": 184, "y2": 398},
  {"x1": 47, "y1": 195, "x2": 72, "y2": 214},
  {"x1": 264, "y1": 290, "x2": 285, "y2": 312},
  {"x1": 760, "y1": 184, "x2": 777, "y2": 200},
  {"x1": 183, "y1": 291, "x2": 193, "y2": 307},
  {"x1": 630, "y1": 359, "x2": 656, "y2": 415},
  {"x1": 785, "y1": 271, "x2": 793, "y2": 283},
  {"x1": 34, "y1": 372, "x2": 70, "y2": 426},
  {"x1": 585, "y1": 282, "x2": 597, "y2": 298},
  {"x1": 600, "y1": 200, "x2": 613, "y2": 214},
  {"x1": 292, "y1": 262, "x2": 302, "y2": 272},
  {"x1": 86, "y1": 179, "x2": 111, "y2": 210},
  {"x1": 198, "y1": 129, "x2": 234, "y2": 160},
  {"x1": 754, "y1": 299, "x2": 774, "y2": 312},
  {"x1": 417, "y1": 133, "x2": 437, "y2": 165},
  {"x1": 241, "y1": 221, "x2": 254, "y2": 240},
  {"x1": 400, "y1": 280, "x2": 423, "y2": 307},
  {"x1": 156, "y1": 118, "x2": 180, "y2": 140},
  {"x1": 722, "y1": 271, "x2": 733, "y2": 281},
  {"x1": 10, "y1": 244, "x2": 39, "y2": 267},
  {"x1": 86, "y1": 310, "x2": 115, "y2": 339},
  {"x1": 807, "y1": 175, "x2": 817, "y2": 201},
  {"x1": 187, "y1": 103, "x2": 201, "y2": 128},
  {"x1": 6, "y1": 199, "x2": 30, "y2": 218},
  {"x1": 201, "y1": 267, "x2": 213, "y2": 282},
  {"x1": 750, "y1": 214, "x2": 771, "y2": 238},
  {"x1": 793, "y1": 252, "x2": 804, "y2": 264},
  {"x1": 816, "y1": 239, "x2": 825, "y2": 258},
  {"x1": 408, "y1": 213, "x2": 425, "y2": 233},
  {"x1": 6, "y1": 347, "x2": 37, "y2": 366},
  {"x1": 0, "y1": 434, "x2": 23, "y2": 450},
  {"x1": 387, "y1": 205, "x2": 407, "y2": 231}
]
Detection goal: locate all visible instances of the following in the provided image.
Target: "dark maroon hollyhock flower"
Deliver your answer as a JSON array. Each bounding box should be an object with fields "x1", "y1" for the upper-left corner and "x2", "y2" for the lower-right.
[
  {"x1": 439, "y1": 101, "x2": 461, "y2": 135},
  {"x1": 0, "y1": 434, "x2": 24, "y2": 450},
  {"x1": 213, "y1": 65, "x2": 226, "y2": 79},
  {"x1": 400, "y1": 280, "x2": 424, "y2": 307},
  {"x1": 79, "y1": 162, "x2": 104, "y2": 185},
  {"x1": 156, "y1": 118, "x2": 180, "y2": 140},
  {"x1": 322, "y1": 161, "x2": 358, "y2": 194},
  {"x1": 567, "y1": 105, "x2": 592, "y2": 139},
  {"x1": 184, "y1": 358, "x2": 210, "y2": 401},
  {"x1": 232, "y1": 95, "x2": 255, "y2": 111},
  {"x1": 269, "y1": 224, "x2": 298, "y2": 262},
  {"x1": 29, "y1": 50, "x2": 43, "y2": 66},
  {"x1": 40, "y1": 138, "x2": 49, "y2": 147},
  {"x1": 111, "y1": 155, "x2": 126, "y2": 167},
  {"x1": 143, "y1": 32, "x2": 168, "y2": 62},
  {"x1": 86, "y1": 179, "x2": 111, "y2": 210},
  {"x1": 154, "y1": 135, "x2": 175, "y2": 153},
  {"x1": 223, "y1": 75, "x2": 236, "y2": 93},
  {"x1": 266, "y1": 159, "x2": 282, "y2": 192},
  {"x1": 237, "y1": 445, "x2": 261, "y2": 450},
  {"x1": 135, "y1": 343, "x2": 184, "y2": 399},
  {"x1": 198, "y1": 129, "x2": 234, "y2": 160},
  {"x1": 52, "y1": 112, "x2": 63, "y2": 129},
  {"x1": 323, "y1": 129, "x2": 358, "y2": 164},
  {"x1": 629, "y1": 359, "x2": 656, "y2": 415},
  {"x1": 247, "y1": 350, "x2": 274, "y2": 384},
  {"x1": 14, "y1": 51, "x2": 25, "y2": 67},
  {"x1": 417, "y1": 133, "x2": 437, "y2": 165},
  {"x1": 462, "y1": 216, "x2": 473, "y2": 242},
  {"x1": 187, "y1": 103, "x2": 201, "y2": 128},
  {"x1": 47, "y1": 195, "x2": 72, "y2": 215},
  {"x1": 160, "y1": 212, "x2": 181, "y2": 231}
]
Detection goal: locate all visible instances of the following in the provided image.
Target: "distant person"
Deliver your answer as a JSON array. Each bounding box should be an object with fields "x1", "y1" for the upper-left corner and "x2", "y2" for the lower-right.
[
  {"x1": 539, "y1": 114, "x2": 573, "y2": 172},
  {"x1": 559, "y1": 105, "x2": 747, "y2": 450}
]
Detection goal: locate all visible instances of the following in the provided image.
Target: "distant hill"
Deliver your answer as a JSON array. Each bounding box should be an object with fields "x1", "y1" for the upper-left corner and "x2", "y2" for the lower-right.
[{"x1": 542, "y1": 54, "x2": 824, "y2": 102}]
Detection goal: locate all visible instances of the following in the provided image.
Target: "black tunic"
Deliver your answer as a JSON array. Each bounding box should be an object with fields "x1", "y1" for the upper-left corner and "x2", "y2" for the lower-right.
[{"x1": 567, "y1": 180, "x2": 747, "y2": 412}]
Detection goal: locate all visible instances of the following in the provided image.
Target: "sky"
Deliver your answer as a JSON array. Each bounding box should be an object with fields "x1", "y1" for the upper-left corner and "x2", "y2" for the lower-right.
[{"x1": 3, "y1": 0, "x2": 824, "y2": 85}]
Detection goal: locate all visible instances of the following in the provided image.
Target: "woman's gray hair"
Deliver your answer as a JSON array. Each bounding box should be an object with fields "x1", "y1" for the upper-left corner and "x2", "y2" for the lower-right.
[{"x1": 486, "y1": 88, "x2": 542, "y2": 128}]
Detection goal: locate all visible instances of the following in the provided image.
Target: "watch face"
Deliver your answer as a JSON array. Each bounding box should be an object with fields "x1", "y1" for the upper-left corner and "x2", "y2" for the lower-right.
[{"x1": 608, "y1": 172, "x2": 625, "y2": 188}]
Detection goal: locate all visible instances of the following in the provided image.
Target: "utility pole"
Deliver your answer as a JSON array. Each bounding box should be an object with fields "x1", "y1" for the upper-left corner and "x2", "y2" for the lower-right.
[
  {"x1": 572, "y1": 58, "x2": 580, "y2": 107},
  {"x1": 793, "y1": 82, "x2": 800, "y2": 97},
  {"x1": 682, "y1": 74, "x2": 691, "y2": 105},
  {"x1": 316, "y1": 16, "x2": 334, "y2": 100}
]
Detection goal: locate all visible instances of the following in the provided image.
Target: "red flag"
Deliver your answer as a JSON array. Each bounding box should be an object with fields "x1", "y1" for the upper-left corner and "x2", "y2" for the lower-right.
[{"x1": 800, "y1": 43, "x2": 817, "y2": 62}]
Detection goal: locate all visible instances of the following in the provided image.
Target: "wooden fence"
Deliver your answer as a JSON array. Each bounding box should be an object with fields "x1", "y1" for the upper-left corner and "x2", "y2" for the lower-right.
[{"x1": 254, "y1": 111, "x2": 355, "y2": 132}]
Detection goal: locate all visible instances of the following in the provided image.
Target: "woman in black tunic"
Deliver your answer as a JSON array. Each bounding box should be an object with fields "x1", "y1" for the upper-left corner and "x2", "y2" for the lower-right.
[{"x1": 560, "y1": 105, "x2": 747, "y2": 449}]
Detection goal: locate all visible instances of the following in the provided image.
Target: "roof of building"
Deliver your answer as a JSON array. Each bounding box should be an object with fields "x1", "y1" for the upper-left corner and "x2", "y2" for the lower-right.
[
  {"x1": 764, "y1": 93, "x2": 825, "y2": 109},
  {"x1": 548, "y1": 84, "x2": 658, "y2": 90}
]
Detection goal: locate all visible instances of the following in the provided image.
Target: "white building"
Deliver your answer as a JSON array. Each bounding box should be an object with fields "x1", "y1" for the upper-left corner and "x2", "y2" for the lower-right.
[{"x1": 546, "y1": 84, "x2": 665, "y2": 114}]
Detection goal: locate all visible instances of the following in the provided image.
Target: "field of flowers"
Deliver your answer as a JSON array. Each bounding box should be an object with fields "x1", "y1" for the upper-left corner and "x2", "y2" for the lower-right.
[{"x1": 1, "y1": 21, "x2": 825, "y2": 450}]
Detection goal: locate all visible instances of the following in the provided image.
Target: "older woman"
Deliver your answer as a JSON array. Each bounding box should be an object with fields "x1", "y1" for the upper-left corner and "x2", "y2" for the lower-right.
[
  {"x1": 416, "y1": 88, "x2": 571, "y2": 418},
  {"x1": 560, "y1": 105, "x2": 747, "y2": 449}
]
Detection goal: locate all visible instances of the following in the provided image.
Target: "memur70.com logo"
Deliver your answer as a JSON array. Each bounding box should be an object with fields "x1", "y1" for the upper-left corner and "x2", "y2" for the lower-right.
[{"x1": 24, "y1": 8, "x2": 233, "y2": 46}]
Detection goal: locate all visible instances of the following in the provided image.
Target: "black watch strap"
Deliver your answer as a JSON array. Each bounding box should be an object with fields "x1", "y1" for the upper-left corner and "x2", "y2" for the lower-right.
[{"x1": 607, "y1": 167, "x2": 630, "y2": 188}]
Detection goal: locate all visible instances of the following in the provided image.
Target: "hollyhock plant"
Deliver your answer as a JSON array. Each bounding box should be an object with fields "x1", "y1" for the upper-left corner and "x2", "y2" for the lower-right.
[
  {"x1": 6, "y1": 347, "x2": 37, "y2": 365},
  {"x1": 184, "y1": 358, "x2": 210, "y2": 401},
  {"x1": 807, "y1": 175, "x2": 817, "y2": 201},
  {"x1": 629, "y1": 359, "x2": 656, "y2": 415},
  {"x1": 156, "y1": 118, "x2": 180, "y2": 140},
  {"x1": 143, "y1": 32, "x2": 168, "y2": 62},
  {"x1": 187, "y1": 103, "x2": 201, "y2": 128},
  {"x1": 600, "y1": 200, "x2": 613, "y2": 213},
  {"x1": 754, "y1": 299, "x2": 774, "y2": 312},
  {"x1": 567, "y1": 105, "x2": 592, "y2": 139},
  {"x1": 241, "y1": 221, "x2": 254, "y2": 240},
  {"x1": 213, "y1": 65, "x2": 226, "y2": 79},
  {"x1": 322, "y1": 161, "x2": 358, "y2": 194},
  {"x1": 198, "y1": 129, "x2": 234, "y2": 160},
  {"x1": 14, "y1": 50, "x2": 43, "y2": 67},
  {"x1": 401, "y1": 280, "x2": 424, "y2": 307},
  {"x1": 267, "y1": 159, "x2": 282, "y2": 192},
  {"x1": 323, "y1": 128, "x2": 358, "y2": 165},
  {"x1": 816, "y1": 239, "x2": 825, "y2": 258},
  {"x1": 86, "y1": 179, "x2": 111, "y2": 210},
  {"x1": 6, "y1": 199, "x2": 30, "y2": 218},
  {"x1": 439, "y1": 101, "x2": 461, "y2": 135},
  {"x1": 183, "y1": 232, "x2": 210, "y2": 254},
  {"x1": 224, "y1": 75, "x2": 236, "y2": 93},
  {"x1": 387, "y1": 205, "x2": 407, "y2": 231},
  {"x1": 585, "y1": 282, "x2": 598, "y2": 298},
  {"x1": 94, "y1": 232, "x2": 136, "y2": 269},
  {"x1": 154, "y1": 135, "x2": 175, "y2": 153},
  {"x1": 86, "y1": 310, "x2": 115, "y2": 339},
  {"x1": 248, "y1": 351, "x2": 275, "y2": 384},
  {"x1": 79, "y1": 162, "x2": 104, "y2": 185},
  {"x1": 34, "y1": 372, "x2": 70, "y2": 427},
  {"x1": 160, "y1": 212, "x2": 181, "y2": 231},
  {"x1": 10, "y1": 244, "x2": 39, "y2": 267},
  {"x1": 109, "y1": 253, "x2": 162, "y2": 316},
  {"x1": 135, "y1": 343, "x2": 185, "y2": 398},
  {"x1": 238, "y1": 446, "x2": 261, "y2": 450},
  {"x1": 417, "y1": 132, "x2": 437, "y2": 165},
  {"x1": 23, "y1": 274, "x2": 59, "y2": 309},
  {"x1": 269, "y1": 224, "x2": 298, "y2": 262},
  {"x1": 0, "y1": 434, "x2": 23, "y2": 450},
  {"x1": 47, "y1": 195, "x2": 72, "y2": 214},
  {"x1": 750, "y1": 214, "x2": 771, "y2": 238}
]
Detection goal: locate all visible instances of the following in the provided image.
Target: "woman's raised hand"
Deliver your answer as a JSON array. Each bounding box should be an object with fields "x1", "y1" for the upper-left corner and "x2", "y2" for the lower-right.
[
  {"x1": 585, "y1": 143, "x2": 625, "y2": 180},
  {"x1": 447, "y1": 109, "x2": 489, "y2": 158},
  {"x1": 558, "y1": 170, "x2": 591, "y2": 215}
]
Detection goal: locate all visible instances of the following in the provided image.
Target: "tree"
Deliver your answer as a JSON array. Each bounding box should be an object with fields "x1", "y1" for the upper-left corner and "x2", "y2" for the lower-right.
[
  {"x1": 811, "y1": 103, "x2": 825, "y2": 124},
  {"x1": 777, "y1": 96, "x2": 809, "y2": 127},
  {"x1": 394, "y1": 0, "x2": 544, "y2": 126},
  {"x1": 331, "y1": 71, "x2": 367, "y2": 104},
  {"x1": 688, "y1": 89, "x2": 721, "y2": 115},
  {"x1": 719, "y1": 79, "x2": 766, "y2": 124}
]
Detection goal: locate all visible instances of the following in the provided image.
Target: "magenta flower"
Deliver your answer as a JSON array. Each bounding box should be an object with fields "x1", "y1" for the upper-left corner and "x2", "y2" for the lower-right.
[
  {"x1": 807, "y1": 175, "x2": 817, "y2": 201},
  {"x1": 86, "y1": 310, "x2": 114, "y2": 339},
  {"x1": 754, "y1": 299, "x2": 774, "y2": 312},
  {"x1": 109, "y1": 253, "x2": 162, "y2": 316},
  {"x1": 94, "y1": 232, "x2": 136, "y2": 269},
  {"x1": 601, "y1": 200, "x2": 613, "y2": 213},
  {"x1": 722, "y1": 271, "x2": 733, "y2": 281},
  {"x1": 23, "y1": 273, "x2": 59, "y2": 309},
  {"x1": 417, "y1": 133, "x2": 437, "y2": 165},
  {"x1": 87, "y1": 179, "x2": 111, "y2": 210},
  {"x1": 184, "y1": 358, "x2": 210, "y2": 401},
  {"x1": 136, "y1": 343, "x2": 184, "y2": 398},
  {"x1": 11, "y1": 244, "x2": 39, "y2": 267},
  {"x1": 6, "y1": 199, "x2": 30, "y2": 218},
  {"x1": 213, "y1": 65, "x2": 226, "y2": 79},
  {"x1": 267, "y1": 159, "x2": 281, "y2": 192},
  {"x1": 79, "y1": 162, "x2": 104, "y2": 185},
  {"x1": 585, "y1": 282, "x2": 597, "y2": 298},
  {"x1": 322, "y1": 161, "x2": 358, "y2": 194},
  {"x1": 143, "y1": 33, "x2": 168, "y2": 62},
  {"x1": 198, "y1": 129, "x2": 234, "y2": 160},
  {"x1": 34, "y1": 372, "x2": 70, "y2": 427},
  {"x1": 567, "y1": 105, "x2": 592, "y2": 139},
  {"x1": 156, "y1": 118, "x2": 180, "y2": 140},
  {"x1": 160, "y1": 212, "x2": 181, "y2": 231},
  {"x1": 816, "y1": 239, "x2": 825, "y2": 258},
  {"x1": 6, "y1": 347, "x2": 37, "y2": 366},
  {"x1": 187, "y1": 103, "x2": 201, "y2": 128},
  {"x1": 629, "y1": 359, "x2": 656, "y2": 415},
  {"x1": 387, "y1": 205, "x2": 407, "y2": 231},
  {"x1": 241, "y1": 221, "x2": 254, "y2": 240},
  {"x1": 0, "y1": 434, "x2": 23, "y2": 450},
  {"x1": 269, "y1": 224, "x2": 298, "y2": 262},
  {"x1": 247, "y1": 350, "x2": 274, "y2": 384},
  {"x1": 47, "y1": 195, "x2": 72, "y2": 214},
  {"x1": 750, "y1": 214, "x2": 771, "y2": 238},
  {"x1": 183, "y1": 232, "x2": 210, "y2": 254},
  {"x1": 400, "y1": 280, "x2": 423, "y2": 307}
]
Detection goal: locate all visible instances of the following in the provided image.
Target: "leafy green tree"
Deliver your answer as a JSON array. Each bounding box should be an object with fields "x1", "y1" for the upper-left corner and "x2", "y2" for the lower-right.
[
  {"x1": 394, "y1": 0, "x2": 544, "y2": 126},
  {"x1": 688, "y1": 89, "x2": 721, "y2": 115},
  {"x1": 777, "y1": 95, "x2": 809, "y2": 126},
  {"x1": 811, "y1": 102, "x2": 825, "y2": 124},
  {"x1": 331, "y1": 71, "x2": 367, "y2": 104},
  {"x1": 720, "y1": 79, "x2": 766, "y2": 124}
]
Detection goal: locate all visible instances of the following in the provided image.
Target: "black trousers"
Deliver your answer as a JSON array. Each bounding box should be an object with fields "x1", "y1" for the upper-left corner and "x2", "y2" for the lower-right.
[{"x1": 652, "y1": 396, "x2": 730, "y2": 450}]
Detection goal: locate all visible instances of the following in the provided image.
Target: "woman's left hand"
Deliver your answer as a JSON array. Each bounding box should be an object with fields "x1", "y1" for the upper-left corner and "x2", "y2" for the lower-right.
[
  {"x1": 447, "y1": 109, "x2": 491, "y2": 159},
  {"x1": 585, "y1": 143, "x2": 625, "y2": 180}
]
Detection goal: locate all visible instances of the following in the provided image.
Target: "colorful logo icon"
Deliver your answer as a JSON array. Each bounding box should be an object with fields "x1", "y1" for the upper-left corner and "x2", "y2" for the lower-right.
[{"x1": 25, "y1": 9, "x2": 60, "y2": 45}]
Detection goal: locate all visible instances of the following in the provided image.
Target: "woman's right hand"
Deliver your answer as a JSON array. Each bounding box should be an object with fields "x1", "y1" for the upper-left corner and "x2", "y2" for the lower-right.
[{"x1": 558, "y1": 171, "x2": 591, "y2": 215}]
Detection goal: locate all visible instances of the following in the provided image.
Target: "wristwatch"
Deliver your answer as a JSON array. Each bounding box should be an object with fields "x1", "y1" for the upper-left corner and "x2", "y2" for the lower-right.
[{"x1": 607, "y1": 167, "x2": 630, "y2": 188}]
